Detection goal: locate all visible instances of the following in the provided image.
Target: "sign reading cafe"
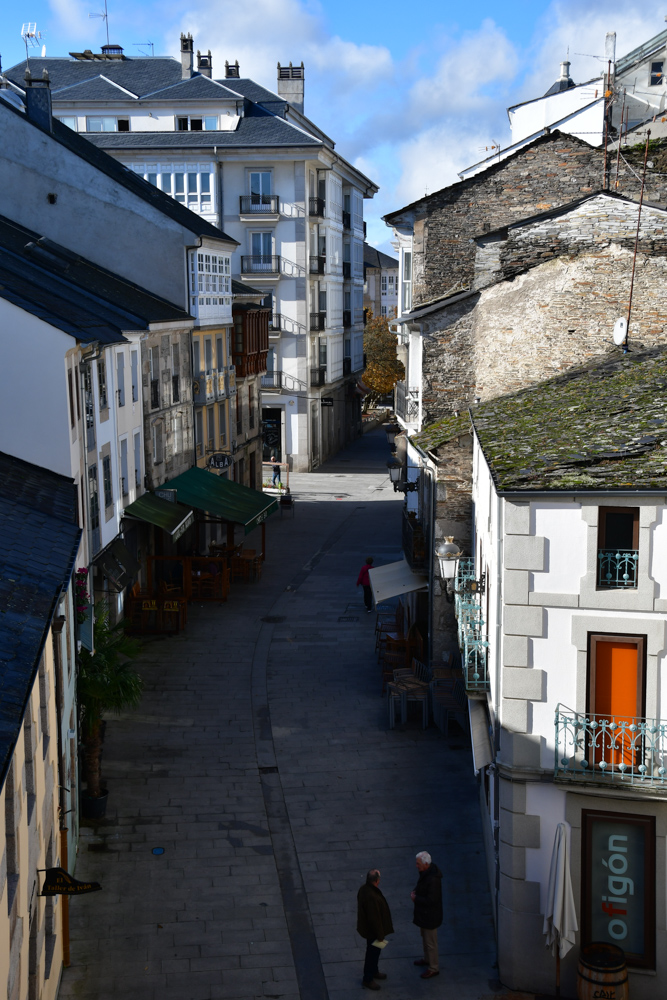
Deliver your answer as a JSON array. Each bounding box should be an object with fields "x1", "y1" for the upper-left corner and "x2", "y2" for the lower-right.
[{"x1": 582, "y1": 810, "x2": 655, "y2": 969}]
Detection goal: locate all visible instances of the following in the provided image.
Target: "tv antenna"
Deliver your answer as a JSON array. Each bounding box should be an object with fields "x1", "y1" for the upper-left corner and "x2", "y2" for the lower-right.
[
  {"x1": 133, "y1": 41, "x2": 154, "y2": 57},
  {"x1": 21, "y1": 23, "x2": 43, "y2": 68},
  {"x1": 89, "y1": 0, "x2": 110, "y2": 46}
]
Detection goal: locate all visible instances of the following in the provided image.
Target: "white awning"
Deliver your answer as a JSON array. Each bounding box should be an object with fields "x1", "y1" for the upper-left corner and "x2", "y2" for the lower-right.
[
  {"x1": 368, "y1": 558, "x2": 428, "y2": 605},
  {"x1": 469, "y1": 699, "x2": 493, "y2": 774}
]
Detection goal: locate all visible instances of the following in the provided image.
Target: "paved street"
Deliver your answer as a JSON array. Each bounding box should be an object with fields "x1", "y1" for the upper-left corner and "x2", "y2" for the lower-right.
[{"x1": 61, "y1": 428, "x2": 497, "y2": 1000}]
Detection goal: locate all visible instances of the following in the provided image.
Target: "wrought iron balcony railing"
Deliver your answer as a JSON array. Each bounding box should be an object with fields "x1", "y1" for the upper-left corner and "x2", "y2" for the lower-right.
[
  {"x1": 343, "y1": 261, "x2": 351, "y2": 279},
  {"x1": 240, "y1": 255, "x2": 281, "y2": 275},
  {"x1": 343, "y1": 310, "x2": 352, "y2": 328},
  {"x1": 150, "y1": 378, "x2": 160, "y2": 410},
  {"x1": 239, "y1": 194, "x2": 279, "y2": 214},
  {"x1": 597, "y1": 549, "x2": 638, "y2": 588},
  {"x1": 261, "y1": 370, "x2": 282, "y2": 390},
  {"x1": 453, "y1": 558, "x2": 490, "y2": 693},
  {"x1": 555, "y1": 706, "x2": 667, "y2": 786},
  {"x1": 269, "y1": 313, "x2": 281, "y2": 332},
  {"x1": 342, "y1": 211, "x2": 351, "y2": 229},
  {"x1": 309, "y1": 196, "x2": 325, "y2": 217},
  {"x1": 310, "y1": 366, "x2": 326, "y2": 387},
  {"x1": 310, "y1": 311, "x2": 326, "y2": 331},
  {"x1": 343, "y1": 357, "x2": 352, "y2": 376},
  {"x1": 309, "y1": 255, "x2": 326, "y2": 275}
]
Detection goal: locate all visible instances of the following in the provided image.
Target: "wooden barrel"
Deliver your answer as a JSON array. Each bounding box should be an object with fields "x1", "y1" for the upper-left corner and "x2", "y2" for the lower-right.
[{"x1": 577, "y1": 943, "x2": 629, "y2": 1000}]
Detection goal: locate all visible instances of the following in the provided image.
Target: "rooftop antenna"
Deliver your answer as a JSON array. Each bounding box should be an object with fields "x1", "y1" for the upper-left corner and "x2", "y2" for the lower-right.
[
  {"x1": 21, "y1": 23, "x2": 42, "y2": 70},
  {"x1": 89, "y1": 0, "x2": 110, "y2": 46},
  {"x1": 133, "y1": 41, "x2": 154, "y2": 57}
]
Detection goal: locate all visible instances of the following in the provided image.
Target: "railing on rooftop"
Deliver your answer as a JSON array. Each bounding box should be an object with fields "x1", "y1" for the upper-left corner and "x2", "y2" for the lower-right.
[
  {"x1": 597, "y1": 549, "x2": 638, "y2": 589},
  {"x1": 555, "y1": 706, "x2": 667, "y2": 787}
]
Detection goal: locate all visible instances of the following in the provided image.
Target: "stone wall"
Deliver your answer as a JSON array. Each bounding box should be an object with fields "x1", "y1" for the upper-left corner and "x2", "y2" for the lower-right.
[{"x1": 407, "y1": 133, "x2": 667, "y2": 307}]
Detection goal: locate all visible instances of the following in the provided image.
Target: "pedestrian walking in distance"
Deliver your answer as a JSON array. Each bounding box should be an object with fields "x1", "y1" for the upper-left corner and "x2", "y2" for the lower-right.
[
  {"x1": 357, "y1": 556, "x2": 374, "y2": 613},
  {"x1": 270, "y1": 455, "x2": 281, "y2": 488},
  {"x1": 357, "y1": 869, "x2": 394, "y2": 990},
  {"x1": 411, "y1": 851, "x2": 443, "y2": 979}
]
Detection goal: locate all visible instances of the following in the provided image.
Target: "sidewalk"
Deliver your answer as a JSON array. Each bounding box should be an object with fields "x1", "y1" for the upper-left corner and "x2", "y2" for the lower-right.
[{"x1": 60, "y1": 429, "x2": 497, "y2": 1000}]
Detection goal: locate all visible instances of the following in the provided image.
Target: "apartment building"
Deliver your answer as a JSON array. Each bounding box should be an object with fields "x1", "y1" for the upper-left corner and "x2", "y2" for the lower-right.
[
  {"x1": 450, "y1": 348, "x2": 667, "y2": 997},
  {"x1": 363, "y1": 242, "x2": 398, "y2": 319},
  {"x1": 3, "y1": 37, "x2": 378, "y2": 470}
]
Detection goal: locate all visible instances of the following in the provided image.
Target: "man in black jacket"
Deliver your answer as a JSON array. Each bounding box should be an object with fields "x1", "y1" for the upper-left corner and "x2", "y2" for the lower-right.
[
  {"x1": 356, "y1": 869, "x2": 394, "y2": 990},
  {"x1": 411, "y1": 851, "x2": 443, "y2": 980}
]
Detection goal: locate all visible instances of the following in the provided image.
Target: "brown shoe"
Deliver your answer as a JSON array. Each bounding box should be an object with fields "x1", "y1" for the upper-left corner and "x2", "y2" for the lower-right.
[
  {"x1": 362, "y1": 980, "x2": 381, "y2": 990},
  {"x1": 374, "y1": 973, "x2": 387, "y2": 980},
  {"x1": 420, "y1": 970, "x2": 439, "y2": 979}
]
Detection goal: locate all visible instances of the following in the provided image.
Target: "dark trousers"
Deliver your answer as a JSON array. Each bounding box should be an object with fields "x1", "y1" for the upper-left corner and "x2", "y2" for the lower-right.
[
  {"x1": 362, "y1": 584, "x2": 373, "y2": 610},
  {"x1": 363, "y1": 939, "x2": 381, "y2": 983}
]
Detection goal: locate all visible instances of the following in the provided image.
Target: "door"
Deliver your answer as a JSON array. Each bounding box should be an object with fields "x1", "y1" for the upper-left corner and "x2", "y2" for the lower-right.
[
  {"x1": 251, "y1": 232, "x2": 272, "y2": 267},
  {"x1": 589, "y1": 635, "x2": 645, "y2": 770},
  {"x1": 250, "y1": 171, "x2": 271, "y2": 206}
]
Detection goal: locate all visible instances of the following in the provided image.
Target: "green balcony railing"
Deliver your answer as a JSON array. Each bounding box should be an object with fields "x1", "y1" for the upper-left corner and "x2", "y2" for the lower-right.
[
  {"x1": 454, "y1": 558, "x2": 489, "y2": 693},
  {"x1": 597, "y1": 549, "x2": 638, "y2": 588},
  {"x1": 555, "y1": 705, "x2": 667, "y2": 786}
]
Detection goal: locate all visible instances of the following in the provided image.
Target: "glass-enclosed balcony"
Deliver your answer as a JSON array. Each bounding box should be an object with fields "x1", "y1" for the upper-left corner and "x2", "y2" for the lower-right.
[{"x1": 555, "y1": 706, "x2": 667, "y2": 786}]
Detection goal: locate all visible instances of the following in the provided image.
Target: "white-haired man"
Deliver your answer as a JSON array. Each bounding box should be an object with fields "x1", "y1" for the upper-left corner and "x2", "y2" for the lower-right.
[{"x1": 410, "y1": 851, "x2": 443, "y2": 979}]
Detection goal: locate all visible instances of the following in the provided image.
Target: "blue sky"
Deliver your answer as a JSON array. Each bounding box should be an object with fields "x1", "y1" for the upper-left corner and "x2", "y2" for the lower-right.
[{"x1": 1, "y1": 0, "x2": 664, "y2": 249}]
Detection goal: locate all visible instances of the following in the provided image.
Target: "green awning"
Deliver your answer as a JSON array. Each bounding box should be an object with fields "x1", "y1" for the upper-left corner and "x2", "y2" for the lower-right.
[
  {"x1": 123, "y1": 492, "x2": 195, "y2": 540},
  {"x1": 164, "y1": 467, "x2": 278, "y2": 534}
]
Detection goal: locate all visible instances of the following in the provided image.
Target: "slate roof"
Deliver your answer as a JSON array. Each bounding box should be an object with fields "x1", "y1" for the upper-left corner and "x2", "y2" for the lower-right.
[
  {"x1": 143, "y1": 75, "x2": 241, "y2": 101},
  {"x1": 363, "y1": 243, "x2": 398, "y2": 269},
  {"x1": 543, "y1": 76, "x2": 577, "y2": 98},
  {"x1": 4, "y1": 56, "x2": 183, "y2": 98},
  {"x1": 54, "y1": 76, "x2": 139, "y2": 101},
  {"x1": 217, "y1": 78, "x2": 284, "y2": 106},
  {"x1": 0, "y1": 97, "x2": 237, "y2": 244},
  {"x1": 0, "y1": 452, "x2": 81, "y2": 791},
  {"x1": 471, "y1": 346, "x2": 667, "y2": 492},
  {"x1": 85, "y1": 115, "x2": 322, "y2": 150},
  {"x1": 0, "y1": 215, "x2": 191, "y2": 343}
]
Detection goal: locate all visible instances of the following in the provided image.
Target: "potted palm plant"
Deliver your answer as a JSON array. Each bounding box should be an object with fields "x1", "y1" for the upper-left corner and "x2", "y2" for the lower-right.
[{"x1": 78, "y1": 601, "x2": 143, "y2": 818}]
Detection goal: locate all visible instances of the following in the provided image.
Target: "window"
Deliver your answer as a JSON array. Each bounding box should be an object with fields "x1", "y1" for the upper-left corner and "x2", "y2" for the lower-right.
[
  {"x1": 67, "y1": 368, "x2": 76, "y2": 428},
  {"x1": 57, "y1": 116, "x2": 78, "y2": 131},
  {"x1": 388, "y1": 275, "x2": 395, "y2": 290},
  {"x1": 131, "y1": 350, "x2": 139, "y2": 402},
  {"x1": 318, "y1": 338, "x2": 327, "y2": 367},
  {"x1": 381, "y1": 275, "x2": 387, "y2": 294},
  {"x1": 135, "y1": 167, "x2": 213, "y2": 212},
  {"x1": 597, "y1": 507, "x2": 639, "y2": 588},
  {"x1": 171, "y1": 344, "x2": 180, "y2": 403},
  {"x1": 87, "y1": 117, "x2": 128, "y2": 132},
  {"x1": 97, "y1": 359, "x2": 108, "y2": 410},
  {"x1": 402, "y1": 251, "x2": 412, "y2": 311},
  {"x1": 152, "y1": 423, "x2": 163, "y2": 464},
  {"x1": 250, "y1": 171, "x2": 272, "y2": 204},
  {"x1": 193, "y1": 340, "x2": 201, "y2": 377},
  {"x1": 102, "y1": 455, "x2": 113, "y2": 508},
  {"x1": 176, "y1": 115, "x2": 218, "y2": 130},
  {"x1": 189, "y1": 252, "x2": 232, "y2": 314},
  {"x1": 236, "y1": 391, "x2": 242, "y2": 435},
  {"x1": 251, "y1": 232, "x2": 272, "y2": 261},
  {"x1": 120, "y1": 438, "x2": 129, "y2": 496},
  {"x1": 116, "y1": 352, "x2": 125, "y2": 407},
  {"x1": 219, "y1": 403, "x2": 227, "y2": 446},
  {"x1": 195, "y1": 408, "x2": 204, "y2": 457},
  {"x1": 133, "y1": 431, "x2": 142, "y2": 488},
  {"x1": 83, "y1": 367, "x2": 95, "y2": 451},
  {"x1": 207, "y1": 406, "x2": 215, "y2": 450},
  {"x1": 381, "y1": 305, "x2": 387, "y2": 317},
  {"x1": 581, "y1": 810, "x2": 655, "y2": 969},
  {"x1": 88, "y1": 464, "x2": 100, "y2": 530},
  {"x1": 216, "y1": 336, "x2": 224, "y2": 370},
  {"x1": 249, "y1": 384, "x2": 255, "y2": 430},
  {"x1": 204, "y1": 337, "x2": 213, "y2": 373},
  {"x1": 650, "y1": 61, "x2": 663, "y2": 86},
  {"x1": 150, "y1": 346, "x2": 160, "y2": 410}
]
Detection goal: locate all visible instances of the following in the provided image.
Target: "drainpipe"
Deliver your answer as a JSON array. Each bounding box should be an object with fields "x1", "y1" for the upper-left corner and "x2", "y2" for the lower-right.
[
  {"x1": 213, "y1": 148, "x2": 224, "y2": 230},
  {"x1": 51, "y1": 607, "x2": 71, "y2": 965},
  {"x1": 79, "y1": 341, "x2": 102, "y2": 607},
  {"x1": 493, "y1": 488, "x2": 504, "y2": 935}
]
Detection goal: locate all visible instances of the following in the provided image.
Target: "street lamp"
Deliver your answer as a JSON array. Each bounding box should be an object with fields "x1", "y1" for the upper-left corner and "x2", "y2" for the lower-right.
[
  {"x1": 383, "y1": 422, "x2": 402, "y2": 451},
  {"x1": 435, "y1": 537, "x2": 461, "y2": 582},
  {"x1": 386, "y1": 456, "x2": 419, "y2": 493}
]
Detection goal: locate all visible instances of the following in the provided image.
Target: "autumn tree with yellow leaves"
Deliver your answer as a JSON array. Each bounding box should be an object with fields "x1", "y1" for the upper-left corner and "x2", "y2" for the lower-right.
[{"x1": 362, "y1": 310, "x2": 405, "y2": 410}]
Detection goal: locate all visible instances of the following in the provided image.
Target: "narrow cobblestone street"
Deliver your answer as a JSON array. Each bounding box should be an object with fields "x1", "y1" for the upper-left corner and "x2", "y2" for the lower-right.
[{"x1": 60, "y1": 429, "x2": 496, "y2": 1000}]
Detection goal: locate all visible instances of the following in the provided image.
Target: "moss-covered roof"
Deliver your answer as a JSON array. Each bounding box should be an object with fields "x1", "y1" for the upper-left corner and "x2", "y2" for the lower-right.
[
  {"x1": 411, "y1": 412, "x2": 472, "y2": 453},
  {"x1": 471, "y1": 346, "x2": 667, "y2": 492}
]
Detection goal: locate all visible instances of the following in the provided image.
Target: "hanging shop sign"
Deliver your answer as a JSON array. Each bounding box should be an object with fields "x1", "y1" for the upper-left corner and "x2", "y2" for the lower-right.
[
  {"x1": 208, "y1": 453, "x2": 233, "y2": 470},
  {"x1": 40, "y1": 867, "x2": 102, "y2": 896},
  {"x1": 582, "y1": 809, "x2": 655, "y2": 969}
]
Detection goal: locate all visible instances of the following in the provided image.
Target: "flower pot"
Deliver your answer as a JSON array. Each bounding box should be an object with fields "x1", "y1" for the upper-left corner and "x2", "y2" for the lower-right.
[{"x1": 82, "y1": 790, "x2": 109, "y2": 819}]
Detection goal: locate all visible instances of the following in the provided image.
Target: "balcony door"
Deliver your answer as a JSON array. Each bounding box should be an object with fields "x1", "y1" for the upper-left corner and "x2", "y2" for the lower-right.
[
  {"x1": 251, "y1": 232, "x2": 272, "y2": 268},
  {"x1": 588, "y1": 634, "x2": 645, "y2": 769},
  {"x1": 250, "y1": 171, "x2": 271, "y2": 206}
]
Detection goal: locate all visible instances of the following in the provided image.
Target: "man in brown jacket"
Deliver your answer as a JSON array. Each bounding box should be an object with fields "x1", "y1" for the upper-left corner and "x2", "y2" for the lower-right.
[{"x1": 356, "y1": 869, "x2": 394, "y2": 990}]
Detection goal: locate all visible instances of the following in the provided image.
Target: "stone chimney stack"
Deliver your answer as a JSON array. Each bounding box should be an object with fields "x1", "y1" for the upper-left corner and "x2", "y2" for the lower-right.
[
  {"x1": 559, "y1": 60, "x2": 571, "y2": 82},
  {"x1": 24, "y1": 68, "x2": 52, "y2": 132},
  {"x1": 225, "y1": 60, "x2": 240, "y2": 79},
  {"x1": 197, "y1": 49, "x2": 212, "y2": 78},
  {"x1": 276, "y1": 62, "x2": 304, "y2": 113},
  {"x1": 180, "y1": 33, "x2": 194, "y2": 79}
]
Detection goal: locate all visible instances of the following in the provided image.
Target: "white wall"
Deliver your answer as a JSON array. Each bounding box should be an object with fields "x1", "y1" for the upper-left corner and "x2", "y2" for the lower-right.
[
  {"x1": 0, "y1": 299, "x2": 72, "y2": 476},
  {"x1": 531, "y1": 503, "x2": 587, "y2": 593},
  {"x1": 509, "y1": 82, "x2": 603, "y2": 143},
  {"x1": 524, "y1": 783, "x2": 568, "y2": 912}
]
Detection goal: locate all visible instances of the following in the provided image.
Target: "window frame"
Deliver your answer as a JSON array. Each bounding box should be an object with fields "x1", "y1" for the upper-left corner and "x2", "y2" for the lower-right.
[
  {"x1": 587, "y1": 631, "x2": 646, "y2": 726},
  {"x1": 650, "y1": 61, "x2": 664, "y2": 86},
  {"x1": 598, "y1": 506, "x2": 639, "y2": 550},
  {"x1": 87, "y1": 116, "x2": 128, "y2": 132}
]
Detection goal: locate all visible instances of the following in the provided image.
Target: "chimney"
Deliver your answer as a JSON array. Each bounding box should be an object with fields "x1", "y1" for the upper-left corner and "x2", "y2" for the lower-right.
[
  {"x1": 180, "y1": 32, "x2": 194, "y2": 79},
  {"x1": 559, "y1": 60, "x2": 571, "y2": 82},
  {"x1": 197, "y1": 49, "x2": 212, "y2": 78},
  {"x1": 24, "y1": 68, "x2": 52, "y2": 132},
  {"x1": 276, "y1": 62, "x2": 304, "y2": 113},
  {"x1": 225, "y1": 60, "x2": 240, "y2": 79}
]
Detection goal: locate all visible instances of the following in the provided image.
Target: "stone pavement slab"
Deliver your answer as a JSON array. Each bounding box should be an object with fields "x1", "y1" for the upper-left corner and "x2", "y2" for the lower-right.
[{"x1": 60, "y1": 429, "x2": 500, "y2": 1000}]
